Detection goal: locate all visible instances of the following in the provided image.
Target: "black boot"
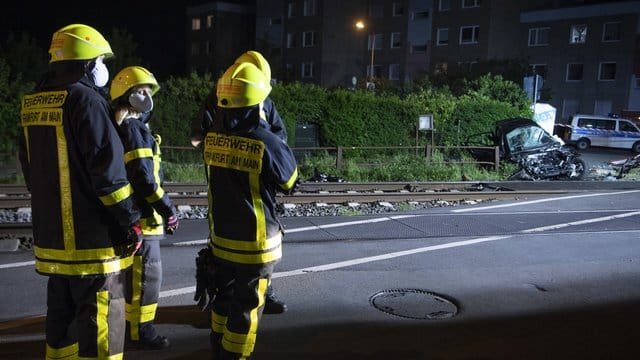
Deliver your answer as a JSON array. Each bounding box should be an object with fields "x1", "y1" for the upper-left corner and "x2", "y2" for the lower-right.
[{"x1": 264, "y1": 291, "x2": 287, "y2": 314}]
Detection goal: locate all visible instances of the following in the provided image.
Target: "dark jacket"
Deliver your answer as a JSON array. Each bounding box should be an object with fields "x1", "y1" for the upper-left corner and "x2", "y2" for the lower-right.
[
  {"x1": 118, "y1": 116, "x2": 175, "y2": 236},
  {"x1": 19, "y1": 70, "x2": 140, "y2": 277},
  {"x1": 204, "y1": 107, "x2": 298, "y2": 265}
]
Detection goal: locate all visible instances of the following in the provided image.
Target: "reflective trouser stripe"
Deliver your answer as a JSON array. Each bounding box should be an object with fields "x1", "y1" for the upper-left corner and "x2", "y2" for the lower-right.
[
  {"x1": 46, "y1": 342, "x2": 78, "y2": 359},
  {"x1": 96, "y1": 291, "x2": 110, "y2": 358},
  {"x1": 220, "y1": 278, "x2": 268, "y2": 357}
]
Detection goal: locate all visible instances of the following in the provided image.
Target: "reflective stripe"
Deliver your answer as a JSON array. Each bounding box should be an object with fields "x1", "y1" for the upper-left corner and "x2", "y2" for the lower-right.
[
  {"x1": 46, "y1": 342, "x2": 78, "y2": 359},
  {"x1": 99, "y1": 183, "x2": 134, "y2": 206},
  {"x1": 140, "y1": 213, "x2": 164, "y2": 235},
  {"x1": 35, "y1": 256, "x2": 133, "y2": 276},
  {"x1": 123, "y1": 148, "x2": 153, "y2": 164},
  {"x1": 213, "y1": 232, "x2": 281, "y2": 252},
  {"x1": 34, "y1": 245, "x2": 117, "y2": 261},
  {"x1": 144, "y1": 186, "x2": 165, "y2": 203},
  {"x1": 221, "y1": 279, "x2": 267, "y2": 357},
  {"x1": 56, "y1": 125, "x2": 76, "y2": 251},
  {"x1": 211, "y1": 311, "x2": 227, "y2": 333},
  {"x1": 126, "y1": 254, "x2": 143, "y2": 340},
  {"x1": 139, "y1": 303, "x2": 158, "y2": 323},
  {"x1": 96, "y1": 291, "x2": 109, "y2": 359},
  {"x1": 250, "y1": 172, "x2": 267, "y2": 243},
  {"x1": 281, "y1": 167, "x2": 299, "y2": 190},
  {"x1": 211, "y1": 243, "x2": 281, "y2": 264}
]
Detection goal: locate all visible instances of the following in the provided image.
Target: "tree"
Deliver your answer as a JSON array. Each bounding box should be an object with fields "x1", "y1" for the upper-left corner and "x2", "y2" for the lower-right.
[{"x1": 105, "y1": 27, "x2": 142, "y2": 77}]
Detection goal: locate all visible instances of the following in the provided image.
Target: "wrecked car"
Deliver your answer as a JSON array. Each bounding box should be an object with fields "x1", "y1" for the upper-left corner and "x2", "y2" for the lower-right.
[{"x1": 466, "y1": 117, "x2": 586, "y2": 181}]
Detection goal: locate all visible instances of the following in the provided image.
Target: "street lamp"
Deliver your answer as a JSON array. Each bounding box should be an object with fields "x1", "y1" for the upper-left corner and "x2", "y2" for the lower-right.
[{"x1": 355, "y1": 20, "x2": 375, "y2": 82}]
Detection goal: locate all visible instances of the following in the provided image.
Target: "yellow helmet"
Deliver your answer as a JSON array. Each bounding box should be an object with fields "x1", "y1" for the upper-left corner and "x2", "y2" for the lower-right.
[
  {"x1": 48, "y1": 24, "x2": 113, "y2": 63},
  {"x1": 235, "y1": 51, "x2": 271, "y2": 81},
  {"x1": 217, "y1": 62, "x2": 272, "y2": 108},
  {"x1": 110, "y1": 66, "x2": 160, "y2": 101}
]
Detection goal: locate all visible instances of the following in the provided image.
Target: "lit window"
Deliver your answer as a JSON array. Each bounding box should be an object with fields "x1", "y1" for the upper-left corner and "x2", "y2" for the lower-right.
[
  {"x1": 460, "y1": 26, "x2": 479, "y2": 44},
  {"x1": 602, "y1": 22, "x2": 621, "y2": 42},
  {"x1": 191, "y1": 18, "x2": 201, "y2": 31},
  {"x1": 389, "y1": 64, "x2": 400, "y2": 80},
  {"x1": 528, "y1": 27, "x2": 549, "y2": 46},
  {"x1": 439, "y1": 0, "x2": 450, "y2": 11},
  {"x1": 566, "y1": 63, "x2": 584, "y2": 81},
  {"x1": 391, "y1": 32, "x2": 402, "y2": 48},
  {"x1": 303, "y1": 0, "x2": 316, "y2": 16},
  {"x1": 287, "y1": 33, "x2": 296, "y2": 48},
  {"x1": 392, "y1": 3, "x2": 404, "y2": 16},
  {"x1": 462, "y1": 0, "x2": 481, "y2": 8},
  {"x1": 303, "y1": 31, "x2": 315, "y2": 47},
  {"x1": 206, "y1": 15, "x2": 214, "y2": 28},
  {"x1": 302, "y1": 62, "x2": 314, "y2": 78},
  {"x1": 599, "y1": 62, "x2": 616, "y2": 81},
  {"x1": 368, "y1": 34, "x2": 383, "y2": 50},
  {"x1": 570, "y1": 24, "x2": 587, "y2": 44},
  {"x1": 437, "y1": 28, "x2": 449, "y2": 46}
]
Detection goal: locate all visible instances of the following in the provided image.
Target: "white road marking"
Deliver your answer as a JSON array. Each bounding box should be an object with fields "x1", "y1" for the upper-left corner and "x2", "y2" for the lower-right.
[
  {"x1": 521, "y1": 211, "x2": 640, "y2": 233},
  {"x1": 0, "y1": 260, "x2": 34, "y2": 269},
  {"x1": 452, "y1": 190, "x2": 640, "y2": 213}
]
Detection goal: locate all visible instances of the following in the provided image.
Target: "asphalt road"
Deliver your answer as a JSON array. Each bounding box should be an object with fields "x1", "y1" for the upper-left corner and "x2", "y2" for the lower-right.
[{"x1": 1, "y1": 180, "x2": 640, "y2": 359}]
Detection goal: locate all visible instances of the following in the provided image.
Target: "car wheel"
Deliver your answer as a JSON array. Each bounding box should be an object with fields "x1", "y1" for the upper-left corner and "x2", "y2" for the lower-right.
[
  {"x1": 575, "y1": 138, "x2": 590, "y2": 151},
  {"x1": 569, "y1": 158, "x2": 586, "y2": 180},
  {"x1": 632, "y1": 141, "x2": 640, "y2": 154}
]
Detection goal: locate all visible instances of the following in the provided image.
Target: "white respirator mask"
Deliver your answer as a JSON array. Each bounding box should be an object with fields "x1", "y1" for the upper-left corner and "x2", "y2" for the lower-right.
[{"x1": 90, "y1": 56, "x2": 109, "y2": 87}]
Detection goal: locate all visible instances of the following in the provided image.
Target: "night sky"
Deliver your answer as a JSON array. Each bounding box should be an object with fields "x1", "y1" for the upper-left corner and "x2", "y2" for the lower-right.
[{"x1": 1, "y1": 0, "x2": 237, "y2": 78}]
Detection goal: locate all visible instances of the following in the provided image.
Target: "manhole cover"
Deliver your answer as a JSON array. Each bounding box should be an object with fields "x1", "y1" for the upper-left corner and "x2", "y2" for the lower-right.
[{"x1": 370, "y1": 289, "x2": 458, "y2": 320}]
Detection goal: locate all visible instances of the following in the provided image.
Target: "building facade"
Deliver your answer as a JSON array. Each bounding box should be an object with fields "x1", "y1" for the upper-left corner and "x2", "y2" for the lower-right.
[{"x1": 186, "y1": 0, "x2": 640, "y2": 121}]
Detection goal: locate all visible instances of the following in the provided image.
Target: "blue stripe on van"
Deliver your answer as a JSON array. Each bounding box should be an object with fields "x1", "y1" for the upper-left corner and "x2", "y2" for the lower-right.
[{"x1": 572, "y1": 127, "x2": 640, "y2": 139}]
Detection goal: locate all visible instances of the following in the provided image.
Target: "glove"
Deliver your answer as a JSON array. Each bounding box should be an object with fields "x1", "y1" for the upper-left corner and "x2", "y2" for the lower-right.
[
  {"x1": 194, "y1": 247, "x2": 217, "y2": 311},
  {"x1": 125, "y1": 223, "x2": 143, "y2": 256},
  {"x1": 165, "y1": 215, "x2": 179, "y2": 235}
]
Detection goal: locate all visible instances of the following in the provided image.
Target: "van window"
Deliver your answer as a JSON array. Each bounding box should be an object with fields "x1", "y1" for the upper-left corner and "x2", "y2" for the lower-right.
[{"x1": 619, "y1": 121, "x2": 639, "y2": 132}]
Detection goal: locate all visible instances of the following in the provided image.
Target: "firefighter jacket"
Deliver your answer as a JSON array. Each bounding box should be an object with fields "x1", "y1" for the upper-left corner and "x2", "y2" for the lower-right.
[
  {"x1": 19, "y1": 73, "x2": 140, "y2": 277},
  {"x1": 118, "y1": 116, "x2": 175, "y2": 236},
  {"x1": 204, "y1": 114, "x2": 298, "y2": 265},
  {"x1": 191, "y1": 90, "x2": 287, "y2": 146}
]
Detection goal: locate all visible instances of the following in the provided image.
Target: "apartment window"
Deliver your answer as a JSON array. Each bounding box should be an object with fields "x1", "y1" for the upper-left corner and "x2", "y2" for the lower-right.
[
  {"x1": 390, "y1": 32, "x2": 402, "y2": 48},
  {"x1": 205, "y1": 41, "x2": 212, "y2": 55},
  {"x1": 439, "y1": 0, "x2": 450, "y2": 11},
  {"x1": 599, "y1": 62, "x2": 616, "y2": 81},
  {"x1": 460, "y1": 26, "x2": 480, "y2": 44},
  {"x1": 303, "y1": 31, "x2": 316, "y2": 47},
  {"x1": 566, "y1": 63, "x2": 584, "y2": 81},
  {"x1": 369, "y1": 4, "x2": 384, "y2": 18},
  {"x1": 412, "y1": 10, "x2": 429, "y2": 20},
  {"x1": 389, "y1": 64, "x2": 400, "y2": 80},
  {"x1": 190, "y1": 42, "x2": 200, "y2": 55},
  {"x1": 602, "y1": 22, "x2": 621, "y2": 42},
  {"x1": 368, "y1": 33, "x2": 383, "y2": 50},
  {"x1": 528, "y1": 27, "x2": 549, "y2": 46},
  {"x1": 206, "y1": 15, "x2": 214, "y2": 28},
  {"x1": 570, "y1": 24, "x2": 587, "y2": 44},
  {"x1": 435, "y1": 62, "x2": 448, "y2": 74},
  {"x1": 411, "y1": 44, "x2": 428, "y2": 53},
  {"x1": 288, "y1": 2, "x2": 295, "y2": 18},
  {"x1": 462, "y1": 0, "x2": 481, "y2": 8},
  {"x1": 191, "y1": 18, "x2": 201, "y2": 31},
  {"x1": 392, "y1": 2, "x2": 404, "y2": 16},
  {"x1": 436, "y1": 28, "x2": 449, "y2": 46},
  {"x1": 303, "y1": 0, "x2": 316, "y2": 16},
  {"x1": 287, "y1": 33, "x2": 297, "y2": 48},
  {"x1": 302, "y1": 62, "x2": 314, "y2": 78}
]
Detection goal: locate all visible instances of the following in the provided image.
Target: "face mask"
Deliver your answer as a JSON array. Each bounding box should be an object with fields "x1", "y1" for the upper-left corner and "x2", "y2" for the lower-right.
[
  {"x1": 90, "y1": 57, "x2": 109, "y2": 87},
  {"x1": 129, "y1": 93, "x2": 154, "y2": 113}
]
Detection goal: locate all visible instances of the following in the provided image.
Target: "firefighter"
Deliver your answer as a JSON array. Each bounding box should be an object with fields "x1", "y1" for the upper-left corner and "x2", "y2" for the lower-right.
[
  {"x1": 191, "y1": 50, "x2": 289, "y2": 314},
  {"x1": 110, "y1": 65, "x2": 179, "y2": 350},
  {"x1": 18, "y1": 24, "x2": 142, "y2": 359},
  {"x1": 203, "y1": 62, "x2": 299, "y2": 358}
]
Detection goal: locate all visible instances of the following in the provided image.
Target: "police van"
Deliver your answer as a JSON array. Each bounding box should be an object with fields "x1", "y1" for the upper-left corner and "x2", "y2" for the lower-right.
[{"x1": 556, "y1": 114, "x2": 640, "y2": 153}]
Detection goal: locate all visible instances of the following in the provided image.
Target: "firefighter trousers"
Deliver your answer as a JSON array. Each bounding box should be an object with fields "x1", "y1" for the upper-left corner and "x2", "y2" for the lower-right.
[
  {"x1": 209, "y1": 261, "x2": 276, "y2": 359},
  {"x1": 125, "y1": 237, "x2": 162, "y2": 341},
  {"x1": 45, "y1": 272, "x2": 126, "y2": 359}
]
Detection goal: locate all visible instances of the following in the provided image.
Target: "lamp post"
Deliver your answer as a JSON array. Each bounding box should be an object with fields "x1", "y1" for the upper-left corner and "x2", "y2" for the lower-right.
[{"x1": 355, "y1": 20, "x2": 375, "y2": 81}]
